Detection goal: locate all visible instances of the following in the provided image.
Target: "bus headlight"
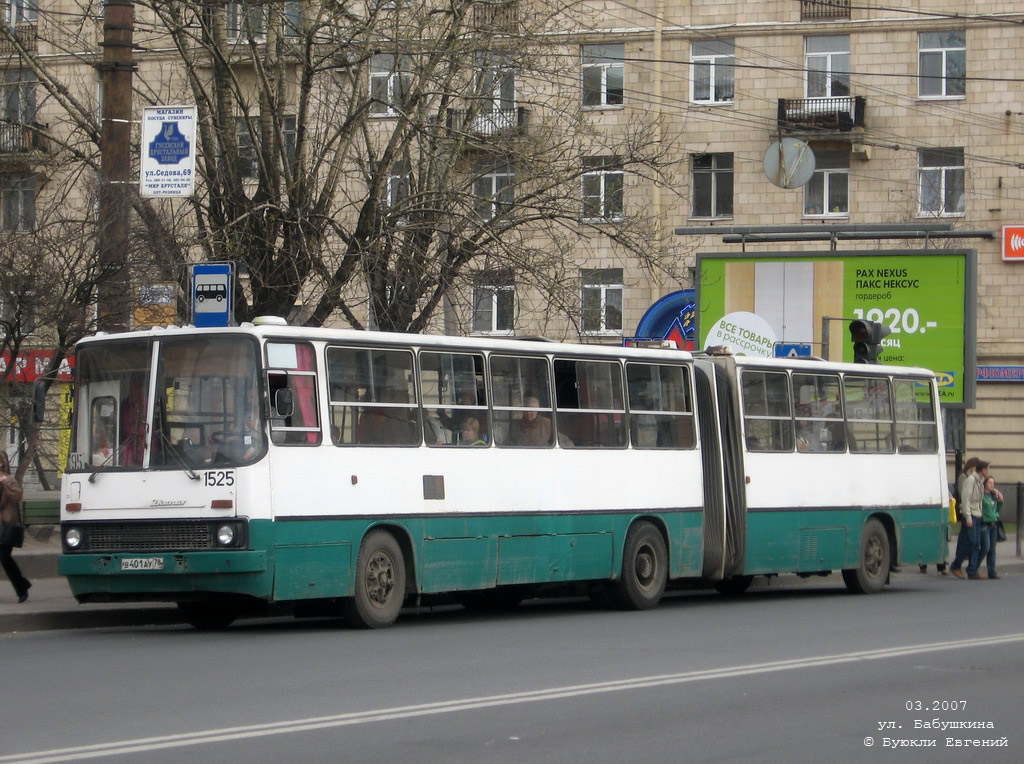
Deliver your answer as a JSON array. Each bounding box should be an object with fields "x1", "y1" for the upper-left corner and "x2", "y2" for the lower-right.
[
  {"x1": 216, "y1": 524, "x2": 236, "y2": 547},
  {"x1": 65, "y1": 528, "x2": 82, "y2": 549}
]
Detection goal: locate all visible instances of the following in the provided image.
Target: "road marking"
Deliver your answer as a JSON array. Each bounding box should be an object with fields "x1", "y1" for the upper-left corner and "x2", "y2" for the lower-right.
[{"x1": 5, "y1": 632, "x2": 1024, "y2": 763}]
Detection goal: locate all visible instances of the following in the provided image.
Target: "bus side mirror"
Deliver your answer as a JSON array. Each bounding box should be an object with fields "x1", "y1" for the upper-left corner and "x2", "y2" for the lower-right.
[
  {"x1": 32, "y1": 378, "x2": 47, "y2": 422},
  {"x1": 274, "y1": 388, "x2": 294, "y2": 419}
]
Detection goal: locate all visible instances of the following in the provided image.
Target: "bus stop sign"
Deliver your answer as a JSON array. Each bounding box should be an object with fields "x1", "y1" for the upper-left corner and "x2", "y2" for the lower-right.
[{"x1": 191, "y1": 262, "x2": 233, "y2": 327}]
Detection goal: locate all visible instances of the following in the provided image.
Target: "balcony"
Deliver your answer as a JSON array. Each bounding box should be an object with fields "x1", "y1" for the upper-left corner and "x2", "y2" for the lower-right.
[
  {"x1": 0, "y1": 122, "x2": 48, "y2": 155},
  {"x1": 471, "y1": 1, "x2": 520, "y2": 32},
  {"x1": 0, "y1": 23, "x2": 38, "y2": 55},
  {"x1": 800, "y1": 0, "x2": 851, "y2": 20},
  {"x1": 447, "y1": 107, "x2": 527, "y2": 138},
  {"x1": 778, "y1": 96, "x2": 865, "y2": 133}
]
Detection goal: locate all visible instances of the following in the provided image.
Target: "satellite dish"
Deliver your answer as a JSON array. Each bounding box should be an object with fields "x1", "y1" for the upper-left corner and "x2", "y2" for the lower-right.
[{"x1": 763, "y1": 138, "x2": 816, "y2": 189}]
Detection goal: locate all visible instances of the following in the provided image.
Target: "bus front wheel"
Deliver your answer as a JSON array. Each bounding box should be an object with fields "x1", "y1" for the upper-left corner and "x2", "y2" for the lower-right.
[
  {"x1": 610, "y1": 521, "x2": 667, "y2": 610},
  {"x1": 343, "y1": 530, "x2": 407, "y2": 628},
  {"x1": 842, "y1": 518, "x2": 891, "y2": 594}
]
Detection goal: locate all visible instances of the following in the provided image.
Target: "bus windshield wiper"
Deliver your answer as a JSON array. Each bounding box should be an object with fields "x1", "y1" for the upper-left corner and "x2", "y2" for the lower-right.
[
  {"x1": 157, "y1": 428, "x2": 201, "y2": 481},
  {"x1": 88, "y1": 428, "x2": 143, "y2": 483}
]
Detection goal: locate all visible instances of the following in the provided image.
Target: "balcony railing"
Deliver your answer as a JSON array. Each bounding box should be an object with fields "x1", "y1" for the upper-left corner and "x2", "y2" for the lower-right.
[
  {"x1": 471, "y1": 1, "x2": 520, "y2": 31},
  {"x1": 447, "y1": 107, "x2": 527, "y2": 138},
  {"x1": 0, "y1": 23, "x2": 38, "y2": 55},
  {"x1": 0, "y1": 122, "x2": 48, "y2": 154},
  {"x1": 778, "y1": 96, "x2": 865, "y2": 132},
  {"x1": 800, "y1": 0, "x2": 851, "y2": 20}
]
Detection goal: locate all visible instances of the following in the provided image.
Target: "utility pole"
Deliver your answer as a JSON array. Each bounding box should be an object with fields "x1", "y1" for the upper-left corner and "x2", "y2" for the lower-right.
[{"x1": 96, "y1": 0, "x2": 135, "y2": 332}]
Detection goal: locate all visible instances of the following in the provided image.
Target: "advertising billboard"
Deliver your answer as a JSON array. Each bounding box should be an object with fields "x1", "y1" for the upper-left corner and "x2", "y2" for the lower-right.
[{"x1": 697, "y1": 250, "x2": 976, "y2": 406}]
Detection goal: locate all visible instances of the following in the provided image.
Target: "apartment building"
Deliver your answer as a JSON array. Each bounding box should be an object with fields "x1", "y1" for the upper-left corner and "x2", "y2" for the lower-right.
[{"x1": 1, "y1": 1, "x2": 1022, "y2": 479}]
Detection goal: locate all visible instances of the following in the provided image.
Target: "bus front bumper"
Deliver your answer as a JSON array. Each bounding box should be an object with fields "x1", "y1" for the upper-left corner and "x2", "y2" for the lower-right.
[{"x1": 58, "y1": 550, "x2": 267, "y2": 577}]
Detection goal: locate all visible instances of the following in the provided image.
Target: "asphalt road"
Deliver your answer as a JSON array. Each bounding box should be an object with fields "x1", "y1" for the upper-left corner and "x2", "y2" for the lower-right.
[{"x1": 3, "y1": 572, "x2": 1021, "y2": 764}]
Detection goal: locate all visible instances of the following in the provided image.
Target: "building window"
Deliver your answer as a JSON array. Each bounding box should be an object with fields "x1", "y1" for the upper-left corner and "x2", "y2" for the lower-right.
[
  {"x1": 582, "y1": 156, "x2": 623, "y2": 220},
  {"x1": 7, "y1": 0, "x2": 37, "y2": 24},
  {"x1": 227, "y1": 1, "x2": 266, "y2": 38},
  {"x1": 471, "y1": 55, "x2": 517, "y2": 133},
  {"x1": 370, "y1": 54, "x2": 413, "y2": 116},
  {"x1": 472, "y1": 272, "x2": 515, "y2": 334},
  {"x1": 691, "y1": 153, "x2": 733, "y2": 219},
  {"x1": 918, "y1": 148, "x2": 964, "y2": 216},
  {"x1": 581, "y1": 268, "x2": 623, "y2": 335},
  {"x1": 691, "y1": 39, "x2": 734, "y2": 104},
  {"x1": 1, "y1": 174, "x2": 35, "y2": 231},
  {"x1": 0, "y1": 70, "x2": 35, "y2": 153},
  {"x1": 804, "y1": 150, "x2": 849, "y2": 216},
  {"x1": 235, "y1": 116, "x2": 297, "y2": 178},
  {"x1": 225, "y1": 1, "x2": 300, "y2": 39},
  {"x1": 919, "y1": 31, "x2": 966, "y2": 98},
  {"x1": 473, "y1": 160, "x2": 514, "y2": 221},
  {"x1": 383, "y1": 161, "x2": 411, "y2": 210},
  {"x1": 475, "y1": 52, "x2": 515, "y2": 114},
  {"x1": 582, "y1": 44, "x2": 624, "y2": 108},
  {"x1": 805, "y1": 35, "x2": 850, "y2": 98}
]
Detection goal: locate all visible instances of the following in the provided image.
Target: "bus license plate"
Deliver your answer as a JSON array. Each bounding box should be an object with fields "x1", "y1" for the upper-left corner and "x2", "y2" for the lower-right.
[{"x1": 121, "y1": 557, "x2": 165, "y2": 571}]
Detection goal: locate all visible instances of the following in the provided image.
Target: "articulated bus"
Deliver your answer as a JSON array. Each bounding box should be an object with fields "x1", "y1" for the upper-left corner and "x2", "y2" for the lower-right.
[{"x1": 57, "y1": 318, "x2": 948, "y2": 629}]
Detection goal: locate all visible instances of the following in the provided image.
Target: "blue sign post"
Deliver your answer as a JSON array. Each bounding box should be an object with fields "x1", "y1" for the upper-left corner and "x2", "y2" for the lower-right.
[{"x1": 192, "y1": 262, "x2": 233, "y2": 328}]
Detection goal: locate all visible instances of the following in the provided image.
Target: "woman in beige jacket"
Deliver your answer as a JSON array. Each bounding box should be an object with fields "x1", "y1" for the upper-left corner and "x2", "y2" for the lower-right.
[{"x1": 0, "y1": 451, "x2": 30, "y2": 602}]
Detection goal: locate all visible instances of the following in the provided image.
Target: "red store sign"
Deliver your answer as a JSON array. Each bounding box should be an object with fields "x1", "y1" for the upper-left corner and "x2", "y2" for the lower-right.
[{"x1": 0, "y1": 351, "x2": 75, "y2": 382}]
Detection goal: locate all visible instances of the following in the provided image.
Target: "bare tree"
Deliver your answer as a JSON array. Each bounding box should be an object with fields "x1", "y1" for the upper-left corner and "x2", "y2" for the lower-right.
[
  {"x1": 3, "y1": 0, "x2": 687, "y2": 335},
  {"x1": 0, "y1": 178, "x2": 127, "y2": 484}
]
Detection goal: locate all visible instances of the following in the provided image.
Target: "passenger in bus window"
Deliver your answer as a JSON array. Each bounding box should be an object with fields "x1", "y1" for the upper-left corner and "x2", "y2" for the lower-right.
[
  {"x1": 438, "y1": 390, "x2": 487, "y2": 444},
  {"x1": 509, "y1": 397, "x2": 552, "y2": 447},
  {"x1": 459, "y1": 418, "x2": 487, "y2": 447}
]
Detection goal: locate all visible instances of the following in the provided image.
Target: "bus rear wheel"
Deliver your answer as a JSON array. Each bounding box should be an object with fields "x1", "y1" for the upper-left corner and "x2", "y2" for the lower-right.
[
  {"x1": 610, "y1": 521, "x2": 667, "y2": 610},
  {"x1": 843, "y1": 518, "x2": 891, "y2": 594},
  {"x1": 342, "y1": 530, "x2": 407, "y2": 629}
]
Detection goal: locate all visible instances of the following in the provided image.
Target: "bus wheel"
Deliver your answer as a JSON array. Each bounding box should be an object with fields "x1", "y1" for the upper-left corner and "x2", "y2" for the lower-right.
[
  {"x1": 714, "y1": 575, "x2": 754, "y2": 596},
  {"x1": 178, "y1": 602, "x2": 238, "y2": 630},
  {"x1": 842, "y1": 518, "x2": 891, "y2": 594},
  {"x1": 343, "y1": 530, "x2": 407, "y2": 629},
  {"x1": 610, "y1": 521, "x2": 667, "y2": 610}
]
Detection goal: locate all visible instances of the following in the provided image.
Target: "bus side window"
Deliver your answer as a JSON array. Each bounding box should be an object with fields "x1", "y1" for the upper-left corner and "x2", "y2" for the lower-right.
[
  {"x1": 326, "y1": 346, "x2": 418, "y2": 446},
  {"x1": 625, "y1": 363, "x2": 695, "y2": 449},
  {"x1": 741, "y1": 370, "x2": 793, "y2": 451},
  {"x1": 553, "y1": 358, "x2": 626, "y2": 448},
  {"x1": 490, "y1": 355, "x2": 554, "y2": 448},
  {"x1": 266, "y1": 342, "x2": 321, "y2": 445},
  {"x1": 843, "y1": 375, "x2": 894, "y2": 453},
  {"x1": 420, "y1": 352, "x2": 489, "y2": 446},
  {"x1": 894, "y1": 378, "x2": 937, "y2": 453}
]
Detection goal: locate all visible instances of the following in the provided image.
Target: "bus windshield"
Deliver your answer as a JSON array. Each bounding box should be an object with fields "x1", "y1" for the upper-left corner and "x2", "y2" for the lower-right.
[{"x1": 69, "y1": 336, "x2": 263, "y2": 472}]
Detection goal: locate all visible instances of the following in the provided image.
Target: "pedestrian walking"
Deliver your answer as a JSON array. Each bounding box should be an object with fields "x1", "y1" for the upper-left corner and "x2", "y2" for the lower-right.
[
  {"x1": 950, "y1": 460, "x2": 987, "y2": 579},
  {"x1": 0, "y1": 452, "x2": 30, "y2": 603}
]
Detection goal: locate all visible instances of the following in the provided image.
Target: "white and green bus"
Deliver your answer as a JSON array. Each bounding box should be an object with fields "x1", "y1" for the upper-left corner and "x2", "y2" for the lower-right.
[{"x1": 57, "y1": 319, "x2": 948, "y2": 628}]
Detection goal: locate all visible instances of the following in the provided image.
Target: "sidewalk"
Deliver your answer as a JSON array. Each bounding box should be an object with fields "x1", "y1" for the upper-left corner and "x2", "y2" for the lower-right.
[{"x1": 2, "y1": 531, "x2": 1022, "y2": 633}]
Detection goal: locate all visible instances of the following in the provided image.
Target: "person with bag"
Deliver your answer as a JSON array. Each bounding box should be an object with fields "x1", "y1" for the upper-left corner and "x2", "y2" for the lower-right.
[
  {"x1": 950, "y1": 459, "x2": 987, "y2": 579},
  {"x1": 979, "y1": 475, "x2": 1004, "y2": 580},
  {"x1": 0, "y1": 451, "x2": 30, "y2": 603},
  {"x1": 943, "y1": 457, "x2": 979, "y2": 577}
]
